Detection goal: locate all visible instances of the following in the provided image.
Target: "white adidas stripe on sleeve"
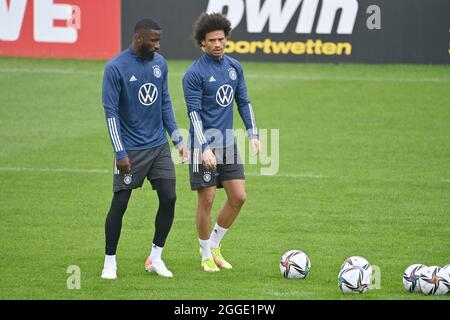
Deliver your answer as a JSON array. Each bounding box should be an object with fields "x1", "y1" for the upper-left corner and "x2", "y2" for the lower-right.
[
  {"x1": 249, "y1": 104, "x2": 257, "y2": 135},
  {"x1": 107, "y1": 117, "x2": 123, "y2": 152},
  {"x1": 189, "y1": 111, "x2": 207, "y2": 145}
]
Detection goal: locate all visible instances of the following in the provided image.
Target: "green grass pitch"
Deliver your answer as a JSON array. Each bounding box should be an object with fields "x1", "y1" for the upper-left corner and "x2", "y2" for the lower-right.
[{"x1": 0, "y1": 57, "x2": 449, "y2": 300}]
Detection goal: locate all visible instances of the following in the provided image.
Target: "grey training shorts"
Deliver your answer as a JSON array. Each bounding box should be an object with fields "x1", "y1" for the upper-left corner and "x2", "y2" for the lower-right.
[
  {"x1": 189, "y1": 144, "x2": 245, "y2": 190},
  {"x1": 113, "y1": 143, "x2": 175, "y2": 192}
]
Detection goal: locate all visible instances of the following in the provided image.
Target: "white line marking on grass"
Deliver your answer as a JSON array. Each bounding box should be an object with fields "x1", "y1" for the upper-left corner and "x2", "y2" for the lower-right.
[
  {"x1": 0, "y1": 68, "x2": 100, "y2": 76},
  {"x1": 175, "y1": 72, "x2": 450, "y2": 83},
  {"x1": 0, "y1": 166, "x2": 328, "y2": 179},
  {"x1": 242, "y1": 74, "x2": 450, "y2": 83},
  {"x1": 173, "y1": 72, "x2": 450, "y2": 83},
  {"x1": 0, "y1": 167, "x2": 108, "y2": 174},
  {"x1": 246, "y1": 172, "x2": 326, "y2": 179},
  {"x1": 262, "y1": 291, "x2": 316, "y2": 297},
  {"x1": 1, "y1": 68, "x2": 450, "y2": 83}
]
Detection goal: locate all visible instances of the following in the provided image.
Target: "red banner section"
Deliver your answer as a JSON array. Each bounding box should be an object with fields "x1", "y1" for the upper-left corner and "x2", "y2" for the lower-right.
[{"x1": 0, "y1": 0, "x2": 121, "y2": 59}]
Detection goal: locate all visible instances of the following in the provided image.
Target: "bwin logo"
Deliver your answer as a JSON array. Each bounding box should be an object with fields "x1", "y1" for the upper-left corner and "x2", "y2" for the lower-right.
[
  {"x1": 207, "y1": 0, "x2": 359, "y2": 34},
  {"x1": 138, "y1": 83, "x2": 158, "y2": 106},
  {"x1": 216, "y1": 85, "x2": 234, "y2": 107}
]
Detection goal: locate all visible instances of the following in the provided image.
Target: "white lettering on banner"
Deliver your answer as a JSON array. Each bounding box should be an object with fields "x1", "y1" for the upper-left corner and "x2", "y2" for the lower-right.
[
  {"x1": 0, "y1": 0, "x2": 27, "y2": 41},
  {"x1": 207, "y1": 0, "x2": 358, "y2": 35},
  {"x1": 246, "y1": 0, "x2": 302, "y2": 33},
  {"x1": 0, "y1": 0, "x2": 78, "y2": 43},
  {"x1": 296, "y1": 0, "x2": 319, "y2": 34},
  {"x1": 34, "y1": 0, "x2": 77, "y2": 43},
  {"x1": 316, "y1": 0, "x2": 358, "y2": 34}
]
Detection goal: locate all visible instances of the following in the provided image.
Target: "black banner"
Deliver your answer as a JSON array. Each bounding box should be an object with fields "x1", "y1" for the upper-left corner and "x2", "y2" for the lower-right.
[
  {"x1": 121, "y1": 0, "x2": 450, "y2": 64},
  {"x1": 4, "y1": 300, "x2": 447, "y2": 318}
]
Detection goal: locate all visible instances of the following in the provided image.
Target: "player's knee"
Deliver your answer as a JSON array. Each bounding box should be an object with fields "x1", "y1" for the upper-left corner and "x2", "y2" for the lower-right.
[
  {"x1": 112, "y1": 190, "x2": 131, "y2": 211},
  {"x1": 199, "y1": 194, "x2": 215, "y2": 210},
  {"x1": 154, "y1": 179, "x2": 176, "y2": 206},
  {"x1": 203, "y1": 195, "x2": 215, "y2": 208},
  {"x1": 161, "y1": 191, "x2": 177, "y2": 207},
  {"x1": 230, "y1": 192, "x2": 247, "y2": 208}
]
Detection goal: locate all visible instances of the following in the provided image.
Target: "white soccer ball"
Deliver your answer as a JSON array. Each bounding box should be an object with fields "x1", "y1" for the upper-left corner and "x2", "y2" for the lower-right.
[
  {"x1": 442, "y1": 264, "x2": 450, "y2": 274},
  {"x1": 338, "y1": 265, "x2": 370, "y2": 294},
  {"x1": 442, "y1": 264, "x2": 450, "y2": 292},
  {"x1": 341, "y1": 256, "x2": 372, "y2": 272},
  {"x1": 279, "y1": 250, "x2": 311, "y2": 279},
  {"x1": 418, "y1": 266, "x2": 450, "y2": 295},
  {"x1": 340, "y1": 256, "x2": 372, "y2": 284},
  {"x1": 402, "y1": 264, "x2": 426, "y2": 292}
]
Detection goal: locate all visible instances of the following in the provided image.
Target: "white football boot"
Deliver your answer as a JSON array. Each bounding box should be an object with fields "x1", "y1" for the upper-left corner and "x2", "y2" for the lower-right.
[
  {"x1": 145, "y1": 257, "x2": 173, "y2": 278},
  {"x1": 101, "y1": 266, "x2": 117, "y2": 280}
]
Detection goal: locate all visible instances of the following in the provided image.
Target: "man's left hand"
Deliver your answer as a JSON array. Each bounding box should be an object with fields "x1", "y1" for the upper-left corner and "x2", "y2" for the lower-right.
[
  {"x1": 176, "y1": 144, "x2": 190, "y2": 164},
  {"x1": 250, "y1": 138, "x2": 261, "y2": 156}
]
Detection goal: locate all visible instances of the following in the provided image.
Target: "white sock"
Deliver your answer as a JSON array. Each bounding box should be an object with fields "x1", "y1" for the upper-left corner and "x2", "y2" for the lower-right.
[
  {"x1": 104, "y1": 255, "x2": 116, "y2": 268},
  {"x1": 150, "y1": 244, "x2": 163, "y2": 261},
  {"x1": 199, "y1": 239, "x2": 212, "y2": 261},
  {"x1": 209, "y1": 223, "x2": 228, "y2": 249}
]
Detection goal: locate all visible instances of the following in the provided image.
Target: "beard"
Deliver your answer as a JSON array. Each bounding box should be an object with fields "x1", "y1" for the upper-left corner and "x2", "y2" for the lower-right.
[{"x1": 139, "y1": 43, "x2": 155, "y2": 60}]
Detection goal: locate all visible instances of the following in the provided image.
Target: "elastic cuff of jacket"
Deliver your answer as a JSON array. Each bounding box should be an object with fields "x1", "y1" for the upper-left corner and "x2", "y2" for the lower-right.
[
  {"x1": 201, "y1": 143, "x2": 210, "y2": 152},
  {"x1": 248, "y1": 133, "x2": 259, "y2": 140},
  {"x1": 115, "y1": 151, "x2": 128, "y2": 160}
]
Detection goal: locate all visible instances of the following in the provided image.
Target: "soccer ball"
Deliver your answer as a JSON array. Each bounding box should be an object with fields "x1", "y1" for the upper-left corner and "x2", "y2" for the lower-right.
[
  {"x1": 341, "y1": 256, "x2": 372, "y2": 273},
  {"x1": 338, "y1": 265, "x2": 370, "y2": 294},
  {"x1": 340, "y1": 256, "x2": 372, "y2": 284},
  {"x1": 442, "y1": 264, "x2": 450, "y2": 287},
  {"x1": 418, "y1": 266, "x2": 450, "y2": 295},
  {"x1": 279, "y1": 250, "x2": 311, "y2": 279},
  {"x1": 402, "y1": 264, "x2": 426, "y2": 292}
]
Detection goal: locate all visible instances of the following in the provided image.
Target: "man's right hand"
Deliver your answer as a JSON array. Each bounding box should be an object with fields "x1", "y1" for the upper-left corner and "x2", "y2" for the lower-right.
[
  {"x1": 202, "y1": 149, "x2": 216, "y2": 170},
  {"x1": 116, "y1": 156, "x2": 132, "y2": 174}
]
